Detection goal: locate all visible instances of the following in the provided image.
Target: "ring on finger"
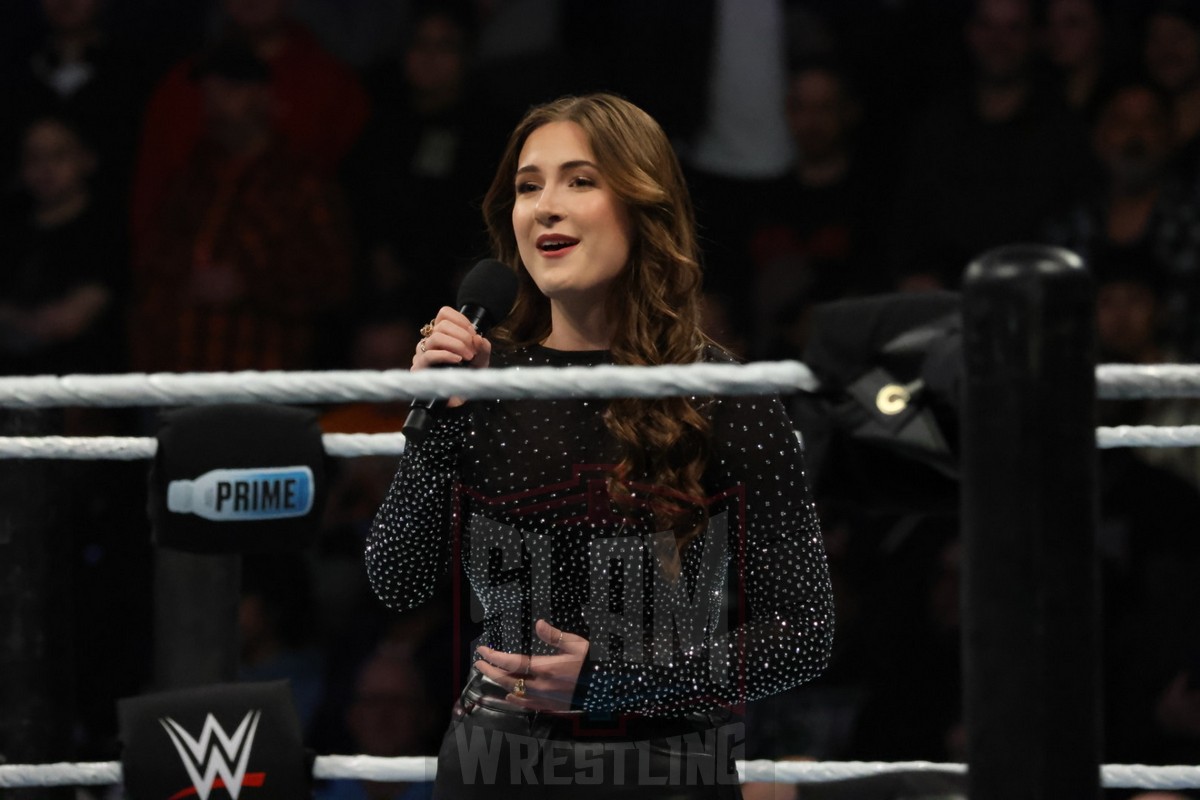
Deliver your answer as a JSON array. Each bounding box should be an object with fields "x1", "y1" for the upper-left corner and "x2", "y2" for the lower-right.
[
  {"x1": 420, "y1": 320, "x2": 435, "y2": 338},
  {"x1": 553, "y1": 629, "x2": 564, "y2": 647},
  {"x1": 513, "y1": 677, "x2": 526, "y2": 697},
  {"x1": 419, "y1": 340, "x2": 428, "y2": 352}
]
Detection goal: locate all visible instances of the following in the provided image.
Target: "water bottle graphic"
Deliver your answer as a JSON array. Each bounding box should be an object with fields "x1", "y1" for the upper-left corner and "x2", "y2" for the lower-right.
[{"x1": 167, "y1": 466, "x2": 314, "y2": 521}]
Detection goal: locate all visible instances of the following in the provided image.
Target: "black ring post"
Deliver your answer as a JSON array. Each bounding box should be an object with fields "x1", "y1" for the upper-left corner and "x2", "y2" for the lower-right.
[
  {"x1": 154, "y1": 550, "x2": 241, "y2": 688},
  {"x1": 961, "y1": 245, "x2": 1100, "y2": 799},
  {"x1": 0, "y1": 409, "x2": 73, "y2": 798}
]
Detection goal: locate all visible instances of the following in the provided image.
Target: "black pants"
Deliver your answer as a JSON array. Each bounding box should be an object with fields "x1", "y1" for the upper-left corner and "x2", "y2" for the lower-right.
[{"x1": 433, "y1": 673, "x2": 745, "y2": 798}]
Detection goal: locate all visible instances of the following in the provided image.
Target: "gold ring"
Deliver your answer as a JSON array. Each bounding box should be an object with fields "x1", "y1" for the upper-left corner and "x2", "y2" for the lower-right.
[
  {"x1": 419, "y1": 340, "x2": 427, "y2": 352},
  {"x1": 513, "y1": 678, "x2": 526, "y2": 697},
  {"x1": 420, "y1": 321, "x2": 435, "y2": 338},
  {"x1": 553, "y1": 629, "x2": 564, "y2": 647}
]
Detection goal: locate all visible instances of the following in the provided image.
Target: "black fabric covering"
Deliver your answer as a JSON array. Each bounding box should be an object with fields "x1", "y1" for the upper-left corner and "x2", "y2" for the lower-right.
[
  {"x1": 148, "y1": 404, "x2": 327, "y2": 553},
  {"x1": 790, "y1": 292, "x2": 963, "y2": 515},
  {"x1": 456, "y1": 258, "x2": 518, "y2": 326},
  {"x1": 118, "y1": 681, "x2": 309, "y2": 800}
]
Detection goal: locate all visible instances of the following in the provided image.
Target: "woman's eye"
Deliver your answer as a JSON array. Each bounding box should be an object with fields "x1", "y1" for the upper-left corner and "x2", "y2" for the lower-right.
[
  {"x1": 571, "y1": 176, "x2": 596, "y2": 188},
  {"x1": 516, "y1": 181, "x2": 540, "y2": 194}
]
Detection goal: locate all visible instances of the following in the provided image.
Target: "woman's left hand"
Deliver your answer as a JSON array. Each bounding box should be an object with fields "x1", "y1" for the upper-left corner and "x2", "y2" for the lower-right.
[{"x1": 474, "y1": 619, "x2": 590, "y2": 711}]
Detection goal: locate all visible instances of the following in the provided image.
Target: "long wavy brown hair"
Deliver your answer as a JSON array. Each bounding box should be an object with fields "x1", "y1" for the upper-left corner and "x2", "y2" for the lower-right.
[{"x1": 482, "y1": 93, "x2": 712, "y2": 557}]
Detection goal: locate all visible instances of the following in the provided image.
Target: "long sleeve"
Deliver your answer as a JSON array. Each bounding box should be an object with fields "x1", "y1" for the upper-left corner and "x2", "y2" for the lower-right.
[
  {"x1": 365, "y1": 410, "x2": 468, "y2": 612},
  {"x1": 574, "y1": 394, "x2": 835, "y2": 714}
]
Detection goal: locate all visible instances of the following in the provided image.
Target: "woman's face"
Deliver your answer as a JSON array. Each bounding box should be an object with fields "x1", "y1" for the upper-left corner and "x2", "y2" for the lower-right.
[{"x1": 511, "y1": 121, "x2": 633, "y2": 308}]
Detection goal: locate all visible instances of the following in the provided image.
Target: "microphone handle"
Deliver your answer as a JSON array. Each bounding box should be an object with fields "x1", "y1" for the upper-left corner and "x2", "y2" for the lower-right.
[{"x1": 401, "y1": 304, "x2": 490, "y2": 446}]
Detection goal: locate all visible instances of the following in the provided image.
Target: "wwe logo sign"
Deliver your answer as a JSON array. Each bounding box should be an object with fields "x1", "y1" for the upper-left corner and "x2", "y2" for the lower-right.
[{"x1": 160, "y1": 711, "x2": 263, "y2": 800}]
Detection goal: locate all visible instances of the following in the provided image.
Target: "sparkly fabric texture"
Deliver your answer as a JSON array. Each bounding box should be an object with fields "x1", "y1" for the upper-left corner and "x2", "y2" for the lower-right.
[{"x1": 366, "y1": 345, "x2": 834, "y2": 715}]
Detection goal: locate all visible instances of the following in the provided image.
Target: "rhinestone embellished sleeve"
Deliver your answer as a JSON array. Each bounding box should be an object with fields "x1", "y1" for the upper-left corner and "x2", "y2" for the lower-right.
[
  {"x1": 365, "y1": 408, "x2": 467, "y2": 612},
  {"x1": 366, "y1": 345, "x2": 834, "y2": 715}
]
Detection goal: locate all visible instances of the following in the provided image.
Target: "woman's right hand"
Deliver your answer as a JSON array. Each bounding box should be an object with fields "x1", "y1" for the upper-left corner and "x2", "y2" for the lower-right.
[{"x1": 412, "y1": 306, "x2": 492, "y2": 408}]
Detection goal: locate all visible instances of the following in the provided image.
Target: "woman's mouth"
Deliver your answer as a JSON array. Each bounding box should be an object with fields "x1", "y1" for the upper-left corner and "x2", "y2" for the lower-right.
[{"x1": 536, "y1": 235, "x2": 580, "y2": 256}]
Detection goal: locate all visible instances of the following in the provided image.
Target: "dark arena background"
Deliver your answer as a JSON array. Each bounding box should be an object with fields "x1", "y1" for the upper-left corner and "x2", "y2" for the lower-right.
[{"x1": 3, "y1": 0, "x2": 1200, "y2": 798}]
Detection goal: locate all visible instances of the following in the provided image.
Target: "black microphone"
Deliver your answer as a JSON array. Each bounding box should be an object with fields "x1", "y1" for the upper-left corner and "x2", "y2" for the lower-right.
[{"x1": 402, "y1": 259, "x2": 518, "y2": 446}]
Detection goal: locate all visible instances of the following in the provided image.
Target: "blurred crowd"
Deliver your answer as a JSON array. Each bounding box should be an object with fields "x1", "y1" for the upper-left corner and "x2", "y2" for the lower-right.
[{"x1": 5, "y1": 0, "x2": 1200, "y2": 797}]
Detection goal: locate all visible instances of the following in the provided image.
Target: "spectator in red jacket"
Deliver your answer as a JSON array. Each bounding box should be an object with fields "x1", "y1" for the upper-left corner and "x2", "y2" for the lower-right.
[
  {"x1": 129, "y1": 43, "x2": 352, "y2": 373},
  {"x1": 130, "y1": 0, "x2": 369, "y2": 246}
]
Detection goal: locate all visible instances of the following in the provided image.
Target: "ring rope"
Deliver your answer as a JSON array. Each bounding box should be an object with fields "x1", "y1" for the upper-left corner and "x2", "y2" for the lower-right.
[
  {"x1": 1097, "y1": 364, "x2": 1200, "y2": 400},
  {"x1": 0, "y1": 362, "x2": 1198, "y2": 410},
  {"x1": 2, "y1": 758, "x2": 1199, "y2": 789},
  {"x1": 1096, "y1": 425, "x2": 1200, "y2": 449},
  {"x1": 0, "y1": 363, "x2": 819, "y2": 409},
  {"x1": 0, "y1": 433, "x2": 409, "y2": 461},
  {"x1": 1, "y1": 425, "x2": 1196, "y2": 461}
]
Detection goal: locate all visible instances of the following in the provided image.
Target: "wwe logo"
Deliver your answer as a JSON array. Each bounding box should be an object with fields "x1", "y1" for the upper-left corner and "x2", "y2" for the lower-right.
[{"x1": 160, "y1": 711, "x2": 263, "y2": 800}]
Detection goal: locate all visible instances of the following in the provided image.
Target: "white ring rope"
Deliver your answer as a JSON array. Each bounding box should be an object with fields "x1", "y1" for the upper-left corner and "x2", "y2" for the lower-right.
[
  {"x1": 0, "y1": 362, "x2": 1197, "y2": 410},
  {"x1": 1097, "y1": 425, "x2": 1200, "y2": 449},
  {"x1": 2, "y1": 758, "x2": 1199, "y2": 789},
  {"x1": 0, "y1": 363, "x2": 1196, "y2": 411},
  {"x1": 0, "y1": 363, "x2": 820, "y2": 409},
  {"x1": 0, "y1": 433, "x2": 409, "y2": 461},
  {"x1": 1097, "y1": 364, "x2": 1200, "y2": 400},
  {"x1": 2, "y1": 425, "x2": 1197, "y2": 461}
]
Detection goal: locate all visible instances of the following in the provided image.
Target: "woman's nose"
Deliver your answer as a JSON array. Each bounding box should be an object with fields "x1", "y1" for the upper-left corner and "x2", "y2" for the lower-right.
[{"x1": 534, "y1": 185, "x2": 564, "y2": 224}]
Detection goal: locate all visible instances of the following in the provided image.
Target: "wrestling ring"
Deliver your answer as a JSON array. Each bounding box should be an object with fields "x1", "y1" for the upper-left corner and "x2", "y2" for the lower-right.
[{"x1": 1, "y1": 248, "x2": 1199, "y2": 795}]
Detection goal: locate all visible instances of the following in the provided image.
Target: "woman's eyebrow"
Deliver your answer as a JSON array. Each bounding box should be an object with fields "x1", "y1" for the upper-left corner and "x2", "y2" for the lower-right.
[{"x1": 516, "y1": 159, "x2": 598, "y2": 175}]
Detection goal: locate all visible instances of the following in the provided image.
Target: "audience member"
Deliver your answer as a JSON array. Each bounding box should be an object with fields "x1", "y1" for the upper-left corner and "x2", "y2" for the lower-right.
[
  {"x1": 0, "y1": 115, "x2": 125, "y2": 377},
  {"x1": 469, "y1": 0, "x2": 573, "y2": 118},
  {"x1": 1144, "y1": 0, "x2": 1200, "y2": 182},
  {"x1": 342, "y1": 2, "x2": 501, "y2": 315},
  {"x1": 847, "y1": 521, "x2": 965, "y2": 762},
  {"x1": 283, "y1": 0, "x2": 411, "y2": 68},
  {"x1": 1042, "y1": 0, "x2": 1116, "y2": 119},
  {"x1": 239, "y1": 553, "x2": 325, "y2": 732},
  {"x1": 4, "y1": 0, "x2": 150, "y2": 207},
  {"x1": 1045, "y1": 80, "x2": 1200, "y2": 359},
  {"x1": 130, "y1": 0, "x2": 369, "y2": 243},
  {"x1": 889, "y1": 0, "x2": 1093, "y2": 289},
  {"x1": 1092, "y1": 244, "x2": 1200, "y2": 492},
  {"x1": 745, "y1": 61, "x2": 891, "y2": 360},
  {"x1": 1099, "y1": 441, "x2": 1200, "y2": 766},
  {"x1": 690, "y1": 0, "x2": 794, "y2": 326},
  {"x1": 315, "y1": 646, "x2": 438, "y2": 800},
  {"x1": 128, "y1": 44, "x2": 352, "y2": 373},
  {"x1": 562, "y1": 0, "x2": 712, "y2": 145},
  {"x1": 316, "y1": 311, "x2": 420, "y2": 645}
]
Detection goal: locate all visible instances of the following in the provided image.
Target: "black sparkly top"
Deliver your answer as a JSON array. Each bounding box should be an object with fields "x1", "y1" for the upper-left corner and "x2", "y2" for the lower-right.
[{"x1": 366, "y1": 345, "x2": 834, "y2": 715}]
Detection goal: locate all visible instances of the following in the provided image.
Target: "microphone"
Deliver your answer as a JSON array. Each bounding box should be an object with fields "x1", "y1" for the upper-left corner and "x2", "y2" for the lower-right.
[{"x1": 402, "y1": 259, "x2": 518, "y2": 446}]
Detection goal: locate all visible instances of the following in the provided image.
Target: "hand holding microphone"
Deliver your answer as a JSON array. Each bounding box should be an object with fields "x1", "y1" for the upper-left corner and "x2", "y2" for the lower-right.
[
  {"x1": 403, "y1": 259, "x2": 518, "y2": 445},
  {"x1": 413, "y1": 306, "x2": 492, "y2": 378}
]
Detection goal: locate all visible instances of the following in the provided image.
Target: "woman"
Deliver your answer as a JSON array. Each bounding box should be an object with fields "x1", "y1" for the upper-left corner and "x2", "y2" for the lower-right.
[{"x1": 367, "y1": 93, "x2": 834, "y2": 797}]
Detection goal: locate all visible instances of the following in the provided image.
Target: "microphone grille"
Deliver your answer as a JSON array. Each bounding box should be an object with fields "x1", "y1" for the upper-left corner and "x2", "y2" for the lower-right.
[{"x1": 456, "y1": 259, "x2": 519, "y2": 327}]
